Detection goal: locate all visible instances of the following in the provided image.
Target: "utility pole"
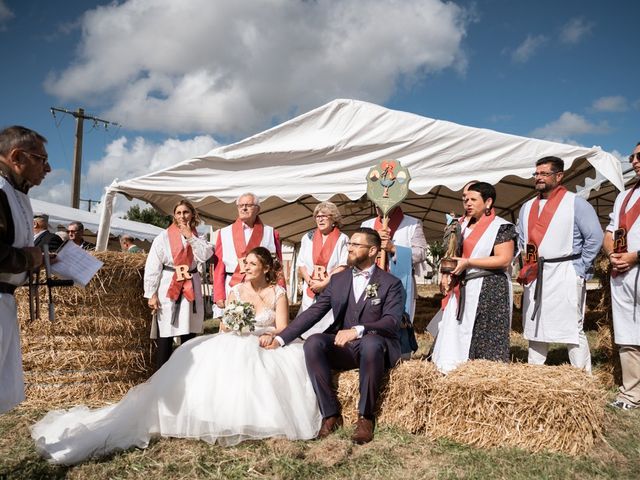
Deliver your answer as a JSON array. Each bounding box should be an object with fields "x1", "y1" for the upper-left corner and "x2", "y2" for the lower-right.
[{"x1": 50, "y1": 107, "x2": 119, "y2": 209}]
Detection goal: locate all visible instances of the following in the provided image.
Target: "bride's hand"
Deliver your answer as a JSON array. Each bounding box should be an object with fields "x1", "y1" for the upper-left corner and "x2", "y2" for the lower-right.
[{"x1": 259, "y1": 333, "x2": 274, "y2": 347}]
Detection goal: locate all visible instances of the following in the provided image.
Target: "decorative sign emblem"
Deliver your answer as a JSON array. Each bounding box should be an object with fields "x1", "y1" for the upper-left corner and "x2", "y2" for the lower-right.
[{"x1": 366, "y1": 159, "x2": 411, "y2": 217}]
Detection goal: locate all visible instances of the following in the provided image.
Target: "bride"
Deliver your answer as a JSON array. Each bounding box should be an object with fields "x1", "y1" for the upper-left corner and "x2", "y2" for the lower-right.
[{"x1": 31, "y1": 247, "x2": 321, "y2": 465}]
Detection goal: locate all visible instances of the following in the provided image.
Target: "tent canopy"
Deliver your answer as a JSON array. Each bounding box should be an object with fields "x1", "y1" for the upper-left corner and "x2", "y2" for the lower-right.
[
  {"x1": 98, "y1": 99, "x2": 624, "y2": 248},
  {"x1": 32, "y1": 199, "x2": 163, "y2": 242}
]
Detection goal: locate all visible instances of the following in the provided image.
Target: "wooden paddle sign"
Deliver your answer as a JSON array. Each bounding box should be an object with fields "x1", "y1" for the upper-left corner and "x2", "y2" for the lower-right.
[{"x1": 366, "y1": 159, "x2": 411, "y2": 269}]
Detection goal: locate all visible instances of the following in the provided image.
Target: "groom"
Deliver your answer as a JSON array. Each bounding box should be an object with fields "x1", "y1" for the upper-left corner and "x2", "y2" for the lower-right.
[{"x1": 265, "y1": 227, "x2": 403, "y2": 444}]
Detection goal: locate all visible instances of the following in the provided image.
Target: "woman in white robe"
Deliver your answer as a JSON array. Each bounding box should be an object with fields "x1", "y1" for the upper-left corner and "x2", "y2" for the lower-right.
[
  {"x1": 296, "y1": 201, "x2": 348, "y2": 338},
  {"x1": 431, "y1": 182, "x2": 516, "y2": 374},
  {"x1": 144, "y1": 200, "x2": 213, "y2": 368}
]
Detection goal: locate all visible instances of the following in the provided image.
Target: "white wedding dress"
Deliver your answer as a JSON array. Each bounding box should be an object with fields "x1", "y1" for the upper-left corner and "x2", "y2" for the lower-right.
[{"x1": 31, "y1": 285, "x2": 321, "y2": 465}]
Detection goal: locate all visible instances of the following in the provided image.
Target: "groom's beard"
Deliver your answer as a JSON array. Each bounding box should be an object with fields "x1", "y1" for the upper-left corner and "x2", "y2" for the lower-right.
[{"x1": 347, "y1": 252, "x2": 375, "y2": 271}]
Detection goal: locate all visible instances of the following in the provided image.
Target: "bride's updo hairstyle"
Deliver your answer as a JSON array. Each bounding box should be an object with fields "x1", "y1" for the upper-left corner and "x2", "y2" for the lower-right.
[{"x1": 247, "y1": 246, "x2": 282, "y2": 285}]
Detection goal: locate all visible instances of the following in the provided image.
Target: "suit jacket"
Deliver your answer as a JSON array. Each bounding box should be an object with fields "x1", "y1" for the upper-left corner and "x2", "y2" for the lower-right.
[
  {"x1": 281, "y1": 266, "x2": 404, "y2": 366},
  {"x1": 34, "y1": 231, "x2": 63, "y2": 252}
]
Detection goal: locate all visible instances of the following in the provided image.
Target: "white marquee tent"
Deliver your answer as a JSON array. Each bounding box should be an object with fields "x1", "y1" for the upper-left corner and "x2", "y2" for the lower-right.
[{"x1": 96, "y1": 99, "x2": 624, "y2": 250}]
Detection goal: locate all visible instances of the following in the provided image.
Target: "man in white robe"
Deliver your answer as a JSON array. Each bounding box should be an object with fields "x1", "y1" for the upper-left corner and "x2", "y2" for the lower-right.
[
  {"x1": 605, "y1": 142, "x2": 640, "y2": 409},
  {"x1": 0, "y1": 126, "x2": 49, "y2": 413},
  {"x1": 517, "y1": 156, "x2": 602, "y2": 373}
]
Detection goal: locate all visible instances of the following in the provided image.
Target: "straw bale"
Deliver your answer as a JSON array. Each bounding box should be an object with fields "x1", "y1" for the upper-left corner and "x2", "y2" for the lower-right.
[
  {"x1": 16, "y1": 252, "x2": 155, "y2": 406},
  {"x1": 427, "y1": 361, "x2": 606, "y2": 455},
  {"x1": 336, "y1": 361, "x2": 441, "y2": 431}
]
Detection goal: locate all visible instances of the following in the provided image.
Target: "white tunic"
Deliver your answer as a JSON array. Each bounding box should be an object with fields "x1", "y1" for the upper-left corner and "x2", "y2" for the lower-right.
[
  {"x1": 144, "y1": 231, "x2": 213, "y2": 337},
  {"x1": 521, "y1": 192, "x2": 582, "y2": 344},
  {"x1": 430, "y1": 216, "x2": 510, "y2": 374},
  {"x1": 295, "y1": 229, "x2": 348, "y2": 338},
  {"x1": 608, "y1": 187, "x2": 640, "y2": 346},
  {"x1": 0, "y1": 176, "x2": 33, "y2": 412}
]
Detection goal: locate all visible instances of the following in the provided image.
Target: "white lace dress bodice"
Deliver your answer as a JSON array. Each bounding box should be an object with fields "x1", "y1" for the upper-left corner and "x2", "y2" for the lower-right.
[
  {"x1": 31, "y1": 284, "x2": 320, "y2": 465},
  {"x1": 229, "y1": 284, "x2": 286, "y2": 334}
]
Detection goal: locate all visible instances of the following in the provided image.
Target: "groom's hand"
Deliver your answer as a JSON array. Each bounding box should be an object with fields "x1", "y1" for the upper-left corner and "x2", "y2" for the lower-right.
[
  {"x1": 263, "y1": 337, "x2": 281, "y2": 349},
  {"x1": 334, "y1": 328, "x2": 358, "y2": 347}
]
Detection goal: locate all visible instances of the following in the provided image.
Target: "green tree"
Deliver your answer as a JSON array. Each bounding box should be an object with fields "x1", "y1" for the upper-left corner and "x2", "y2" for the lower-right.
[
  {"x1": 124, "y1": 205, "x2": 172, "y2": 229},
  {"x1": 426, "y1": 240, "x2": 445, "y2": 283}
]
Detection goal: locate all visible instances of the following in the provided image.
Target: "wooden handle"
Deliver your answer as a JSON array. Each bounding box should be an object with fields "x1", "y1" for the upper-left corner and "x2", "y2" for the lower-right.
[{"x1": 379, "y1": 216, "x2": 389, "y2": 270}]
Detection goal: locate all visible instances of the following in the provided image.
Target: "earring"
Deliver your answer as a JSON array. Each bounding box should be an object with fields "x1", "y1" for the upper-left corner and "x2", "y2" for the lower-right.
[{"x1": 485, "y1": 208, "x2": 491, "y2": 216}]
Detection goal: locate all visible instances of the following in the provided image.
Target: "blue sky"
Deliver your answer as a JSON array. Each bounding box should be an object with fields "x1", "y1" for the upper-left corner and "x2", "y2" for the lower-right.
[{"x1": 0, "y1": 0, "x2": 638, "y2": 213}]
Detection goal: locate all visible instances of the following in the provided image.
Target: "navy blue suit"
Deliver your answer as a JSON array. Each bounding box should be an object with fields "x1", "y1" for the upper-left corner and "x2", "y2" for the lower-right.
[{"x1": 280, "y1": 266, "x2": 403, "y2": 418}]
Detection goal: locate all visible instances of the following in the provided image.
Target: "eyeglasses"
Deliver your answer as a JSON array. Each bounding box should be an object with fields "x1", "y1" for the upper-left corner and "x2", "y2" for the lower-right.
[
  {"x1": 237, "y1": 203, "x2": 257, "y2": 209},
  {"x1": 315, "y1": 214, "x2": 330, "y2": 220},
  {"x1": 629, "y1": 153, "x2": 640, "y2": 162},
  {"x1": 531, "y1": 171, "x2": 559, "y2": 178},
  {"x1": 347, "y1": 242, "x2": 373, "y2": 249},
  {"x1": 21, "y1": 150, "x2": 49, "y2": 165},
  {"x1": 66, "y1": 229, "x2": 80, "y2": 234}
]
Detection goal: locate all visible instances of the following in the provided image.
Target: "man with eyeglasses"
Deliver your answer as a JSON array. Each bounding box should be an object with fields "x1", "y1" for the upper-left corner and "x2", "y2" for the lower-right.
[
  {"x1": 213, "y1": 192, "x2": 282, "y2": 309},
  {"x1": 66, "y1": 221, "x2": 95, "y2": 250},
  {"x1": 264, "y1": 227, "x2": 403, "y2": 444},
  {"x1": 361, "y1": 206, "x2": 427, "y2": 359},
  {"x1": 516, "y1": 156, "x2": 602, "y2": 373},
  {"x1": 0, "y1": 125, "x2": 50, "y2": 413},
  {"x1": 604, "y1": 142, "x2": 640, "y2": 410}
]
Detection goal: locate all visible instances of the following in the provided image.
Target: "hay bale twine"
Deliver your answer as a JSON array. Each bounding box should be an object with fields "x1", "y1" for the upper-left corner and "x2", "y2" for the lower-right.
[
  {"x1": 427, "y1": 360, "x2": 606, "y2": 455},
  {"x1": 336, "y1": 360, "x2": 441, "y2": 431},
  {"x1": 17, "y1": 252, "x2": 153, "y2": 407}
]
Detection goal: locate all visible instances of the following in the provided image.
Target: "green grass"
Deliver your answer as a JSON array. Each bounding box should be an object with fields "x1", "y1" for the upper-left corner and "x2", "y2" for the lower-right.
[{"x1": 3, "y1": 400, "x2": 640, "y2": 479}]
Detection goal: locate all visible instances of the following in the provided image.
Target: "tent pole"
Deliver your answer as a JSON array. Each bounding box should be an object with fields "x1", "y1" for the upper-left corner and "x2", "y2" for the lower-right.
[{"x1": 96, "y1": 187, "x2": 116, "y2": 251}]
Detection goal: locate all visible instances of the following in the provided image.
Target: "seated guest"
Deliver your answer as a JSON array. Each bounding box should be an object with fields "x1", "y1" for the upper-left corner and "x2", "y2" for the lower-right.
[
  {"x1": 33, "y1": 213, "x2": 62, "y2": 252},
  {"x1": 296, "y1": 201, "x2": 348, "y2": 338},
  {"x1": 66, "y1": 222, "x2": 95, "y2": 250},
  {"x1": 430, "y1": 182, "x2": 516, "y2": 374},
  {"x1": 120, "y1": 234, "x2": 142, "y2": 253}
]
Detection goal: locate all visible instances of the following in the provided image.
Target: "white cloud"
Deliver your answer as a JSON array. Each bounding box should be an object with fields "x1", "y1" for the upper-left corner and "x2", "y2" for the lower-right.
[
  {"x1": 30, "y1": 169, "x2": 72, "y2": 205},
  {"x1": 44, "y1": 0, "x2": 469, "y2": 135},
  {"x1": 511, "y1": 34, "x2": 547, "y2": 63},
  {"x1": 560, "y1": 17, "x2": 594, "y2": 45},
  {"x1": 591, "y1": 95, "x2": 628, "y2": 113},
  {"x1": 530, "y1": 112, "x2": 610, "y2": 142},
  {"x1": 0, "y1": 0, "x2": 14, "y2": 29}
]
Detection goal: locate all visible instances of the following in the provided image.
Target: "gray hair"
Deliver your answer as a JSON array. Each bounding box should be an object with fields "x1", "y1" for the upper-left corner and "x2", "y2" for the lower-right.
[
  {"x1": 0, "y1": 125, "x2": 47, "y2": 157},
  {"x1": 120, "y1": 234, "x2": 135, "y2": 244},
  {"x1": 236, "y1": 192, "x2": 260, "y2": 207},
  {"x1": 313, "y1": 201, "x2": 343, "y2": 228}
]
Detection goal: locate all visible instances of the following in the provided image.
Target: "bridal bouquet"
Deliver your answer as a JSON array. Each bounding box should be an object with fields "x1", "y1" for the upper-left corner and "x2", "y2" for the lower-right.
[{"x1": 222, "y1": 301, "x2": 256, "y2": 334}]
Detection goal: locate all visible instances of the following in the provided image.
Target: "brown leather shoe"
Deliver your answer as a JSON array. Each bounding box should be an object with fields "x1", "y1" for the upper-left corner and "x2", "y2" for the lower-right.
[
  {"x1": 352, "y1": 417, "x2": 375, "y2": 444},
  {"x1": 317, "y1": 415, "x2": 344, "y2": 439}
]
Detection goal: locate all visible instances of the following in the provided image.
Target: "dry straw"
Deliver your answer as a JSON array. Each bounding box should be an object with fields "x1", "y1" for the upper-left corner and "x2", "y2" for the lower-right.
[
  {"x1": 336, "y1": 359, "x2": 605, "y2": 455},
  {"x1": 17, "y1": 251, "x2": 154, "y2": 406}
]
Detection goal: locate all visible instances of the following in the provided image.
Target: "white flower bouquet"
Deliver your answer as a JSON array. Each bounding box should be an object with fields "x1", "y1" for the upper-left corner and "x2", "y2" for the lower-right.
[{"x1": 222, "y1": 301, "x2": 256, "y2": 334}]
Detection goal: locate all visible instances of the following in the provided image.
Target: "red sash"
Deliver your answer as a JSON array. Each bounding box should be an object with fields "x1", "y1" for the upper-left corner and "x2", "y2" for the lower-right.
[
  {"x1": 229, "y1": 217, "x2": 264, "y2": 286},
  {"x1": 307, "y1": 227, "x2": 341, "y2": 298},
  {"x1": 441, "y1": 209, "x2": 496, "y2": 311},
  {"x1": 516, "y1": 186, "x2": 568, "y2": 286},
  {"x1": 617, "y1": 182, "x2": 640, "y2": 250},
  {"x1": 373, "y1": 208, "x2": 404, "y2": 270},
  {"x1": 166, "y1": 224, "x2": 196, "y2": 302}
]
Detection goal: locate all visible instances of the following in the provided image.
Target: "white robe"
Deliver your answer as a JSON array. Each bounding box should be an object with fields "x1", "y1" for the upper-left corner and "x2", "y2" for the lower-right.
[
  {"x1": 0, "y1": 176, "x2": 33, "y2": 412},
  {"x1": 608, "y1": 187, "x2": 640, "y2": 346},
  {"x1": 430, "y1": 216, "x2": 511, "y2": 374},
  {"x1": 521, "y1": 192, "x2": 582, "y2": 344},
  {"x1": 295, "y1": 229, "x2": 348, "y2": 338},
  {"x1": 143, "y1": 231, "x2": 213, "y2": 337}
]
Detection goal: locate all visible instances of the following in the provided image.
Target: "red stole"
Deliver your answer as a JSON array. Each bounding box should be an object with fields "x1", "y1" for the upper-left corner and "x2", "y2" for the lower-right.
[
  {"x1": 166, "y1": 224, "x2": 196, "y2": 302},
  {"x1": 616, "y1": 182, "x2": 640, "y2": 252},
  {"x1": 516, "y1": 186, "x2": 568, "y2": 286},
  {"x1": 307, "y1": 227, "x2": 341, "y2": 298},
  {"x1": 229, "y1": 217, "x2": 264, "y2": 286},
  {"x1": 441, "y1": 209, "x2": 496, "y2": 311},
  {"x1": 373, "y1": 208, "x2": 404, "y2": 270}
]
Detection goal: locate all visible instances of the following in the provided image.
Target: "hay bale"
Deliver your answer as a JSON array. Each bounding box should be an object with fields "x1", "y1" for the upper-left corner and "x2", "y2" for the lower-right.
[
  {"x1": 427, "y1": 361, "x2": 606, "y2": 455},
  {"x1": 336, "y1": 361, "x2": 441, "y2": 431},
  {"x1": 17, "y1": 251, "x2": 154, "y2": 405}
]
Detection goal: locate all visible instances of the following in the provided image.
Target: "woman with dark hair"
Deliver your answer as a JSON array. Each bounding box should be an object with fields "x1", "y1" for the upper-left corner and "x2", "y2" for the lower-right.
[
  {"x1": 430, "y1": 182, "x2": 516, "y2": 373},
  {"x1": 31, "y1": 246, "x2": 321, "y2": 465},
  {"x1": 144, "y1": 200, "x2": 214, "y2": 368}
]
